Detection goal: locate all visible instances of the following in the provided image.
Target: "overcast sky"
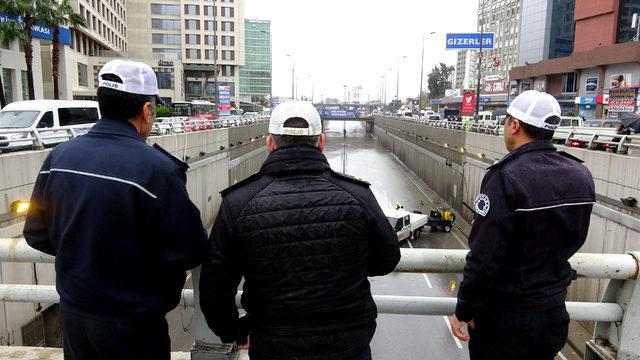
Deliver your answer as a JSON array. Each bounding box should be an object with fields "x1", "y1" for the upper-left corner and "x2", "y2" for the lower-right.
[{"x1": 245, "y1": 0, "x2": 479, "y2": 102}]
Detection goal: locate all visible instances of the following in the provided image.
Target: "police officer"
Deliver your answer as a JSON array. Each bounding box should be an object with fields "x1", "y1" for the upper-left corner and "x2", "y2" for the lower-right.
[
  {"x1": 199, "y1": 101, "x2": 400, "y2": 359},
  {"x1": 449, "y1": 90, "x2": 596, "y2": 360},
  {"x1": 24, "y1": 60, "x2": 207, "y2": 359}
]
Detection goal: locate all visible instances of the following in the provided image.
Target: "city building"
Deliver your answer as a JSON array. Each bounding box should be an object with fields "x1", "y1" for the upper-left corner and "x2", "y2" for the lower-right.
[
  {"x1": 52, "y1": 0, "x2": 130, "y2": 100},
  {"x1": 1, "y1": 31, "x2": 46, "y2": 103},
  {"x1": 126, "y1": 0, "x2": 245, "y2": 105},
  {"x1": 517, "y1": 0, "x2": 576, "y2": 66},
  {"x1": 454, "y1": 50, "x2": 477, "y2": 91},
  {"x1": 239, "y1": 19, "x2": 271, "y2": 107},
  {"x1": 476, "y1": 0, "x2": 521, "y2": 96},
  {"x1": 510, "y1": 0, "x2": 640, "y2": 118}
]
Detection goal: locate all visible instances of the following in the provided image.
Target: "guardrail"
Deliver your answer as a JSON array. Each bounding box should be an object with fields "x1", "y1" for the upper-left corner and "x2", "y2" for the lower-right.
[
  {"x1": 0, "y1": 116, "x2": 270, "y2": 154},
  {"x1": 383, "y1": 116, "x2": 640, "y2": 155},
  {"x1": 0, "y1": 238, "x2": 636, "y2": 359}
]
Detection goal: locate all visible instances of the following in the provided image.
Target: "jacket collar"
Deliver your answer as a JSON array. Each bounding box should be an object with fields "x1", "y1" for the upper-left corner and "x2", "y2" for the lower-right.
[
  {"x1": 260, "y1": 144, "x2": 331, "y2": 175},
  {"x1": 89, "y1": 118, "x2": 145, "y2": 142},
  {"x1": 489, "y1": 140, "x2": 556, "y2": 169}
]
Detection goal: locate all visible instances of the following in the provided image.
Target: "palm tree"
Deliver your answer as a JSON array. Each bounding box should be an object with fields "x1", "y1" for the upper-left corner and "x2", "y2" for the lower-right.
[
  {"x1": 2, "y1": 0, "x2": 51, "y2": 100},
  {"x1": 0, "y1": 20, "x2": 27, "y2": 107},
  {"x1": 44, "y1": 0, "x2": 85, "y2": 99}
]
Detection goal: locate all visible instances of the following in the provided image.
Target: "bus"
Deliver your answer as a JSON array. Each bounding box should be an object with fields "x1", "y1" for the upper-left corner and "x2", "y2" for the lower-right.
[{"x1": 171, "y1": 100, "x2": 217, "y2": 120}]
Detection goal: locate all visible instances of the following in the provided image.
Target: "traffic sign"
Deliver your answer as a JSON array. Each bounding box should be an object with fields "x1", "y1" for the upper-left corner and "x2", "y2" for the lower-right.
[{"x1": 445, "y1": 33, "x2": 495, "y2": 50}]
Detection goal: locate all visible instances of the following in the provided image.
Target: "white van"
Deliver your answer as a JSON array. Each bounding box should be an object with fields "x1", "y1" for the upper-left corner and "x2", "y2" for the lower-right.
[
  {"x1": 477, "y1": 111, "x2": 497, "y2": 126},
  {"x1": 0, "y1": 100, "x2": 100, "y2": 152}
]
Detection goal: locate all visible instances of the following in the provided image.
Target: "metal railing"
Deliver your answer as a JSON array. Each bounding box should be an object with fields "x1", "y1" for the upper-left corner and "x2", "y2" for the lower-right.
[
  {"x1": 0, "y1": 238, "x2": 636, "y2": 358},
  {"x1": 0, "y1": 116, "x2": 270, "y2": 154},
  {"x1": 381, "y1": 115, "x2": 640, "y2": 155}
]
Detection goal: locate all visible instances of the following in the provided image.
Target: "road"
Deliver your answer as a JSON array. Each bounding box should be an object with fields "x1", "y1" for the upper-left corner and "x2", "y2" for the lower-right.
[{"x1": 167, "y1": 120, "x2": 582, "y2": 359}]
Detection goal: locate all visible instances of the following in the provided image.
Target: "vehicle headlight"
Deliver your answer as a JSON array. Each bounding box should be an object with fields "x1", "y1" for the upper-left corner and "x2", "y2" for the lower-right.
[{"x1": 9, "y1": 133, "x2": 28, "y2": 140}]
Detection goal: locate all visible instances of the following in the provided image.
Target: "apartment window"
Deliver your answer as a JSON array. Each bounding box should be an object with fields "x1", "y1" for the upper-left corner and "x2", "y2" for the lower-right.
[
  {"x1": 204, "y1": 5, "x2": 216, "y2": 16},
  {"x1": 205, "y1": 49, "x2": 217, "y2": 60},
  {"x1": 77, "y1": 62, "x2": 88, "y2": 87},
  {"x1": 185, "y1": 19, "x2": 200, "y2": 30},
  {"x1": 222, "y1": 65, "x2": 234, "y2": 76},
  {"x1": 222, "y1": 50, "x2": 234, "y2": 60},
  {"x1": 185, "y1": 34, "x2": 200, "y2": 44},
  {"x1": 187, "y1": 81, "x2": 202, "y2": 95},
  {"x1": 184, "y1": 4, "x2": 199, "y2": 15},
  {"x1": 221, "y1": 7, "x2": 233, "y2": 17},
  {"x1": 562, "y1": 72, "x2": 577, "y2": 93},
  {"x1": 151, "y1": 4, "x2": 180, "y2": 15},
  {"x1": 155, "y1": 70, "x2": 172, "y2": 89},
  {"x1": 221, "y1": 36, "x2": 234, "y2": 46},
  {"x1": 220, "y1": 0, "x2": 233, "y2": 2},
  {"x1": 2, "y1": 69, "x2": 13, "y2": 103},
  {"x1": 205, "y1": 35, "x2": 217, "y2": 45},
  {"x1": 152, "y1": 33, "x2": 181, "y2": 45},
  {"x1": 204, "y1": 20, "x2": 216, "y2": 31},
  {"x1": 221, "y1": 21, "x2": 234, "y2": 31},
  {"x1": 186, "y1": 49, "x2": 201, "y2": 59},
  {"x1": 153, "y1": 48, "x2": 182, "y2": 59}
]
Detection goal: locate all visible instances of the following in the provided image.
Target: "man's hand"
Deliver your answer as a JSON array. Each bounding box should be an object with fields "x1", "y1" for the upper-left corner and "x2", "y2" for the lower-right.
[
  {"x1": 449, "y1": 314, "x2": 475, "y2": 342},
  {"x1": 235, "y1": 335, "x2": 250, "y2": 350}
]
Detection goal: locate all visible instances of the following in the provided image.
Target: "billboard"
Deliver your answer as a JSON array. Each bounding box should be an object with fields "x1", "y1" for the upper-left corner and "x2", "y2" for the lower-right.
[
  {"x1": 323, "y1": 108, "x2": 356, "y2": 119},
  {"x1": 218, "y1": 85, "x2": 231, "y2": 116},
  {"x1": 609, "y1": 88, "x2": 637, "y2": 113},
  {"x1": 461, "y1": 91, "x2": 476, "y2": 116},
  {"x1": 0, "y1": 13, "x2": 71, "y2": 45},
  {"x1": 446, "y1": 33, "x2": 495, "y2": 50}
]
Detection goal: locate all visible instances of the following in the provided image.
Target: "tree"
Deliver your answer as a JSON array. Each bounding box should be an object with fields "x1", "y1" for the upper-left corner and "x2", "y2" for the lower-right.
[
  {"x1": 2, "y1": 0, "x2": 51, "y2": 100},
  {"x1": 0, "y1": 19, "x2": 27, "y2": 107},
  {"x1": 419, "y1": 91, "x2": 429, "y2": 109},
  {"x1": 156, "y1": 105, "x2": 172, "y2": 117},
  {"x1": 427, "y1": 63, "x2": 455, "y2": 100},
  {"x1": 43, "y1": 0, "x2": 85, "y2": 100}
]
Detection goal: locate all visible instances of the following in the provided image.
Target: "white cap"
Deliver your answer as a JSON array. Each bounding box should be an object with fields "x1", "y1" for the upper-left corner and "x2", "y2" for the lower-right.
[
  {"x1": 269, "y1": 101, "x2": 322, "y2": 136},
  {"x1": 98, "y1": 59, "x2": 165, "y2": 105},
  {"x1": 507, "y1": 90, "x2": 561, "y2": 130}
]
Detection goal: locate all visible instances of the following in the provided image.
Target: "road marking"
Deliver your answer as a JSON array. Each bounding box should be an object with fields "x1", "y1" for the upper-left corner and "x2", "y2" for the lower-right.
[
  {"x1": 557, "y1": 352, "x2": 568, "y2": 360},
  {"x1": 443, "y1": 314, "x2": 464, "y2": 349},
  {"x1": 407, "y1": 240, "x2": 432, "y2": 288},
  {"x1": 408, "y1": 239, "x2": 463, "y2": 350},
  {"x1": 451, "y1": 229, "x2": 469, "y2": 250}
]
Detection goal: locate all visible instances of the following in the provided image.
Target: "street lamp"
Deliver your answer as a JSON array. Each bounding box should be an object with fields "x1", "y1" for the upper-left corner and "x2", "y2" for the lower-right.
[
  {"x1": 396, "y1": 55, "x2": 407, "y2": 103},
  {"x1": 419, "y1": 32, "x2": 436, "y2": 112},
  {"x1": 286, "y1": 54, "x2": 295, "y2": 100},
  {"x1": 343, "y1": 84, "x2": 347, "y2": 105}
]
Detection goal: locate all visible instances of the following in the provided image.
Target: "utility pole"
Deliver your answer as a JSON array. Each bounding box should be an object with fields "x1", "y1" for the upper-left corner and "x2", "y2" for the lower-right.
[
  {"x1": 286, "y1": 54, "x2": 295, "y2": 100},
  {"x1": 419, "y1": 34, "x2": 425, "y2": 112},
  {"x1": 475, "y1": 21, "x2": 484, "y2": 120},
  {"x1": 213, "y1": 0, "x2": 219, "y2": 118}
]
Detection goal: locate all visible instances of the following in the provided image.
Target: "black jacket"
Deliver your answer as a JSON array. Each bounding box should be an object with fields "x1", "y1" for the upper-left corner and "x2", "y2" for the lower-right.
[
  {"x1": 199, "y1": 144, "x2": 400, "y2": 344},
  {"x1": 23, "y1": 118, "x2": 207, "y2": 318},
  {"x1": 456, "y1": 140, "x2": 595, "y2": 321}
]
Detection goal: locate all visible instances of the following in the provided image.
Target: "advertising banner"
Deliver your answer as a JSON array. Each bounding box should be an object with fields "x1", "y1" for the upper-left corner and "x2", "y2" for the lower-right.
[
  {"x1": 609, "y1": 88, "x2": 637, "y2": 113},
  {"x1": 218, "y1": 85, "x2": 231, "y2": 116},
  {"x1": 0, "y1": 13, "x2": 71, "y2": 45},
  {"x1": 446, "y1": 33, "x2": 495, "y2": 50},
  {"x1": 461, "y1": 91, "x2": 476, "y2": 116}
]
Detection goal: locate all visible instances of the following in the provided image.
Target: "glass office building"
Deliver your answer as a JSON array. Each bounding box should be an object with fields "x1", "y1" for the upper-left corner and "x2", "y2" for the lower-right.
[
  {"x1": 549, "y1": 0, "x2": 575, "y2": 59},
  {"x1": 239, "y1": 19, "x2": 272, "y2": 105},
  {"x1": 617, "y1": 0, "x2": 640, "y2": 43}
]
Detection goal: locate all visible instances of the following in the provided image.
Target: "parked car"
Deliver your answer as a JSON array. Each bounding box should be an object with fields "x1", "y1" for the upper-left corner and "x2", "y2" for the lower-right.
[
  {"x1": 584, "y1": 119, "x2": 623, "y2": 129},
  {"x1": 558, "y1": 116, "x2": 585, "y2": 128},
  {"x1": 0, "y1": 100, "x2": 100, "y2": 152}
]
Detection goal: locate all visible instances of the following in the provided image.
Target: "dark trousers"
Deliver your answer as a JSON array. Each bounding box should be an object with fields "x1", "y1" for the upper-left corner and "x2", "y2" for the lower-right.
[
  {"x1": 248, "y1": 323, "x2": 375, "y2": 360},
  {"x1": 468, "y1": 304, "x2": 570, "y2": 360},
  {"x1": 60, "y1": 308, "x2": 170, "y2": 360}
]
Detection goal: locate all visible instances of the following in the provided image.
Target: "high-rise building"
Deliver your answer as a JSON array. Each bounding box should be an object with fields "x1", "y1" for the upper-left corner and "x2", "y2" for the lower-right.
[
  {"x1": 476, "y1": 0, "x2": 521, "y2": 93},
  {"x1": 127, "y1": 0, "x2": 245, "y2": 105},
  {"x1": 454, "y1": 50, "x2": 476, "y2": 90},
  {"x1": 54, "y1": 0, "x2": 130, "y2": 100},
  {"x1": 517, "y1": 0, "x2": 575, "y2": 66},
  {"x1": 239, "y1": 19, "x2": 271, "y2": 106}
]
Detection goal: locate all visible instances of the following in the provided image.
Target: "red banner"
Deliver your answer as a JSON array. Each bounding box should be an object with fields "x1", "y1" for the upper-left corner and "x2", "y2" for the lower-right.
[{"x1": 461, "y1": 91, "x2": 476, "y2": 116}]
